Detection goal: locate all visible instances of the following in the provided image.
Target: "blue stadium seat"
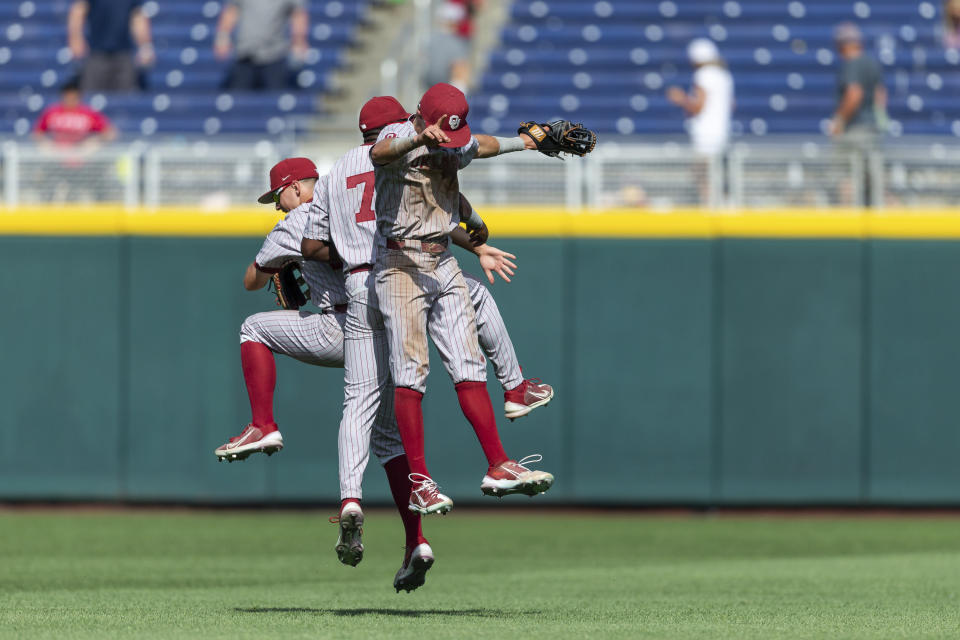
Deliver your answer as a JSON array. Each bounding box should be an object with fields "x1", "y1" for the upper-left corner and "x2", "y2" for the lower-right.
[
  {"x1": 474, "y1": 0, "x2": 954, "y2": 136},
  {"x1": 1, "y1": 0, "x2": 373, "y2": 136}
]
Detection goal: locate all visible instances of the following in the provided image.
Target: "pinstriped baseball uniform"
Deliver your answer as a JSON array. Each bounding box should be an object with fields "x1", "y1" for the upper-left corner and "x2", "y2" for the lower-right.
[
  {"x1": 462, "y1": 272, "x2": 523, "y2": 391},
  {"x1": 239, "y1": 185, "x2": 401, "y2": 500},
  {"x1": 252, "y1": 179, "x2": 347, "y2": 312},
  {"x1": 373, "y1": 122, "x2": 486, "y2": 392},
  {"x1": 242, "y1": 193, "x2": 347, "y2": 369},
  {"x1": 374, "y1": 121, "x2": 479, "y2": 242},
  {"x1": 302, "y1": 159, "x2": 524, "y2": 391},
  {"x1": 303, "y1": 143, "x2": 406, "y2": 500},
  {"x1": 304, "y1": 143, "x2": 525, "y2": 498}
]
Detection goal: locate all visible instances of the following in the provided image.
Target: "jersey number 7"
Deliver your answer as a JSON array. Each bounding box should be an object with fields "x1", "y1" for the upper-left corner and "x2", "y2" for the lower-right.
[{"x1": 346, "y1": 171, "x2": 375, "y2": 223}]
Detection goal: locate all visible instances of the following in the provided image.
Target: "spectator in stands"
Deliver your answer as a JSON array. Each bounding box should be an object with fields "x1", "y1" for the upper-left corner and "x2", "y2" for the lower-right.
[
  {"x1": 425, "y1": 0, "x2": 479, "y2": 92},
  {"x1": 32, "y1": 79, "x2": 116, "y2": 148},
  {"x1": 666, "y1": 39, "x2": 734, "y2": 158},
  {"x1": 943, "y1": 0, "x2": 960, "y2": 49},
  {"x1": 666, "y1": 39, "x2": 734, "y2": 206},
  {"x1": 32, "y1": 79, "x2": 118, "y2": 203},
  {"x1": 214, "y1": 0, "x2": 310, "y2": 91},
  {"x1": 830, "y1": 23, "x2": 886, "y2": 143},
  {"x1": 67, "y1": 0, "x2": 155, "y2": 92},
  {"x1": 831, "y1": 22, "x2": 886, "y2": 206}
]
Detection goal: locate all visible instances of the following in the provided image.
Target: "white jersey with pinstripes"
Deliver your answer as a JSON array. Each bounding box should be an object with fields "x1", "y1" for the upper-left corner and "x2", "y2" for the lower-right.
[
  {"x1": 373, "y1": 120, "x2": 479, "y2": 241},
  {"x1": 302, "y1": 149, "x2": 523, "y2": 392},
  {"x1": 303, "y1": 144, "x2": 381, "y2": 272},
  {"x1": 254, "y1": 176, "x2": 348, "y2": 311}
]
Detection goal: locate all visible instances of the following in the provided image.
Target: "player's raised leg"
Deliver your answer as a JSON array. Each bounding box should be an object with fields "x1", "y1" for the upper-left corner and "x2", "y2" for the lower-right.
[
  {"x1": 464, "y1": 272, "x2": 555, "y2": 420},
  {"x1": 429, "y1": 263, "x2": 554, "y2": 498},
  {"x1": 215, "y1": 310, "x2": 345, "y2": 462},
  {"x1": 376, "y1": 254, "x2": 454, "y2": 515}
]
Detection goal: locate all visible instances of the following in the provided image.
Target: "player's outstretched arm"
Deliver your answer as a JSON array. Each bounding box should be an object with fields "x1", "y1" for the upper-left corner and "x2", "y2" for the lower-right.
[
  {"x1": 476, "y1": 243, "x2": 517, "y2": 284},
  {"x1": 300, "y1": 237, "x2": 331, "y2": 262},
  {"x1": 243, "y1": 262, "x2": 271, "y2": 291},
  {"x1": 473, "y1": 133, "x2": 537, "y2": 159},
  {"x1": 459, "y1": 194, "x2": 488, "y2": 246},
  {"x1": 371, "y1": 117, "x2": 451, "y2": 165},
  {"x1": 450, "y1": 228, "x2": 517, "y2": 284}
]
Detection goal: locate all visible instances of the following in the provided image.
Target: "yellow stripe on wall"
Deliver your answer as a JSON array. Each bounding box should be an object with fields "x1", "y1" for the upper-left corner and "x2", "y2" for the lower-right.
[{"x1": 2, "y1": 206, "x2": 960, "y2": 238}]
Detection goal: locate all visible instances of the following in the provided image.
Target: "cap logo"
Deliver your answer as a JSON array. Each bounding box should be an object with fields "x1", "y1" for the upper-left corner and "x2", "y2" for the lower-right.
[
  {"x1": 280, "y1": 175, "x2": 291, "y2": 182},
  {"x1": 448, "y1": 115, "x2": 461, "y2": 130}
]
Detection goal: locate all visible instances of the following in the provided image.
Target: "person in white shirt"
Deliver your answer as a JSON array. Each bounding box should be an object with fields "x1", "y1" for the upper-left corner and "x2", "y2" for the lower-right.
[{"x1": 667, "y1": 38, "x2": 735, "y2": 157}]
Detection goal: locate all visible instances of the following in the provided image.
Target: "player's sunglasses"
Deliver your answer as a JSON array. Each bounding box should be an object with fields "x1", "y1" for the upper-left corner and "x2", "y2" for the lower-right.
[{"x1": 272, "y1": 183, "x2": 292, "y2": 203}]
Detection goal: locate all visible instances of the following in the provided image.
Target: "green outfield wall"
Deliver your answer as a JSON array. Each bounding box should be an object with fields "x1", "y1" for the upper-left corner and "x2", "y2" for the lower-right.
[{"x1": 2, "y1": 225, "x2": 959, "y2": 505}]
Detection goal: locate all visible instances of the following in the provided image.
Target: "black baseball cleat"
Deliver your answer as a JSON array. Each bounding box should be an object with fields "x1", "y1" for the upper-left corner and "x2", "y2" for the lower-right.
[
  {"x1": 393, "y1": 543, "x2": 434, "y2": 593},
  {"x1": 331, "y1": 502, "x2": 364, "y2": 567}
]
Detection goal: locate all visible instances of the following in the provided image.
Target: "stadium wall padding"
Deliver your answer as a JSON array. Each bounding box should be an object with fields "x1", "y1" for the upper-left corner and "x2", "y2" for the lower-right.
[{"x1": 2, "y1": 234, "x2": 960, "y2": 505}]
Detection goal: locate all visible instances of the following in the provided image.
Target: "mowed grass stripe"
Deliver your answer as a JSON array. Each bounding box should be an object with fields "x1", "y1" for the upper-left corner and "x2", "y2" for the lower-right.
[{"x1": 1, "y1": 512, "x2": 959, "y2": 639}]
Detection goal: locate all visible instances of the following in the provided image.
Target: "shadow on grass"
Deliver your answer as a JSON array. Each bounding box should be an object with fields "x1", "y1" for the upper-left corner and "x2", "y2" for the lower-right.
[{"x1": 236, "y1": 607, "x2": 538, "y2": 618}]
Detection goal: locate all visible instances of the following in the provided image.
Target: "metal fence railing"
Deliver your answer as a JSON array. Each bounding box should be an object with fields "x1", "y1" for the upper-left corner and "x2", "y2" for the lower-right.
[
  {"x1": 729, "y1": 143, "x2": 866, "y2": 209},
  {"x1": 2, "y1": 138, "x2": 960, "y2": 210},
  {"x1": 143, "y1": 142, "x2": 279, "y2": 208}
]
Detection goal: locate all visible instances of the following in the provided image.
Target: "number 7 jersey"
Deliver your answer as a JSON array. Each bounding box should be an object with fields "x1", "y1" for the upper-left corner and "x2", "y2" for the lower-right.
[{"x1": 305, "y1": 143, "x2": 381, "y2": 272}]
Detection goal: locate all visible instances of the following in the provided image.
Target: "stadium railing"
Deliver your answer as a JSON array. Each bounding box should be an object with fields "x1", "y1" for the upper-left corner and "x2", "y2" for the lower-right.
[{"x1": 2, "y1": 137, "x2": 960, "y2": 210}]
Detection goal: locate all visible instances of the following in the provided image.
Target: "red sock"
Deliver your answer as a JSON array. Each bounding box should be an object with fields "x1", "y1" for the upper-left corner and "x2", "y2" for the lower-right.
[
  {"x1": 384, "y1": 455, "x2": 426, "y2": 548},
  {"x1": 340, "y1": 498, "x2": 360, "y2": 514},
  {"x1": 240, "y1": 341, "x2": 277, "y2": 432},
  {"x1": 455, "y1": 381, "x2": 509, "y2": 467},
  {"x1": 394, "y1": 388, "x2": 428, "y2": 476}
]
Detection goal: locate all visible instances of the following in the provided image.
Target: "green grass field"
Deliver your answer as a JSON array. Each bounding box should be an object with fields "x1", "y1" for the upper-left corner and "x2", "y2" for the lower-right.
[{"x1": 2, "y1": 509, "x2": 959, "y2": 639}]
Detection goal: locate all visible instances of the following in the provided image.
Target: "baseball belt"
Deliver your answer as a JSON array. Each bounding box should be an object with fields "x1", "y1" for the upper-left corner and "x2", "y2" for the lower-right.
[{"x1": 386, "y1": 239, "x2": 447, "y2": 254}]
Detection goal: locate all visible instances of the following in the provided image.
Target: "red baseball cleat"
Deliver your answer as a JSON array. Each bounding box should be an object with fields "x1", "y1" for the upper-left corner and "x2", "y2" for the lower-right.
[
  {"x1": 394, "y1": 542, "x2": 434, "y2": 593},
  {"x1": 407, "y1": 474, "x2": 454, "y2": 515},
  {"x1": 214, "y1": 424, "x2": 283, "y2": 462},
  {"x1": 481, "y1": 455, "x2": 554, "y2": 497},
  {"x1": 504, "y1": 378, "x2": 554, "y2": 421}
]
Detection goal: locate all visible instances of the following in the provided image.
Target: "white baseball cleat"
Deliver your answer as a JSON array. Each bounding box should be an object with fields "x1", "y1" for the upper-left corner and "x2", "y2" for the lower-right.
[
  {"x1": 331, "y1": 502, "x2": 364, "y2": 567},
  {"x1": 481, "y1": 455, "x2": 554, "y2": 497},
  {"x1": 408, "y1": 474, "x2": 454, "y2": 515},
  {"x1": 394, "y1": 543, "x2": 434, "y2": 593},
  {"x1": 504, "y1": 378, "x2": 554, "y2": 421},
  {"x1": 214, "y1": 424, "x2": 284, "y2": 462}
]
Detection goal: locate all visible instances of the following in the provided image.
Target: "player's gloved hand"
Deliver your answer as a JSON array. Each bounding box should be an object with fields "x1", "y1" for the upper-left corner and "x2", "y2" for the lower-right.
[
  {"x1": 517, "y1": 120, "x2": 598, "y2": 158},
  {"x1": 476, "y1": 243, "x2": 517, "y2": 284},
  {"x1": 469, "y1": 221, "x2": 489, "y2": 247},
  {"x1": 270, "y1": 261, "x2": 309, "y2": 310}
]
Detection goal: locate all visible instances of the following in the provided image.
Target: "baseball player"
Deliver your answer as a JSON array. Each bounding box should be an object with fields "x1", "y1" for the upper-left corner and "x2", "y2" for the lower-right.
[
  {"x1": 300, "y1": 95, "x2": 553, "y2": 591},
  {"x1": 212, "y1": 157, "x2": 410, "y2": 575},
  {"x1": 369, "y1": 83, "x2": 563, "y2": 516}
]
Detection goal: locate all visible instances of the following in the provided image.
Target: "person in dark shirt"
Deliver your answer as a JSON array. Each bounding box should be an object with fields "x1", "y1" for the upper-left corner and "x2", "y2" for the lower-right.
[
  {"x1": 67, "y1": 0, "x2": 155, "y2": 92},
  {"x1": 830, "y1": 22, "x2": 887, "y2": 142},
  {"x1": 214, "y1": 0, "x2": 309, "y2": 91},
  {"x1": 830, "y1": 22, "x2": 887, "y2": 206}
]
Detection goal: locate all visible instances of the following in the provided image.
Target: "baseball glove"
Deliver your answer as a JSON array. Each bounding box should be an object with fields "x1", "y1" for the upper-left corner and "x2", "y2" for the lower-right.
[
  {"x1": 271, "y1": 262, "x2": 309, "y2": 310},
  {"x1": 518, "y1": 120, "x2": 597, "y2": 158}
]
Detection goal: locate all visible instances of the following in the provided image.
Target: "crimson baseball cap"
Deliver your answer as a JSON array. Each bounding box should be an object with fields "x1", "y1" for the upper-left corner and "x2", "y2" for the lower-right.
[
  {"x1": 258, "y1": 157, "x2": 319, "y2": 204},
  {"x1": 418, "y1": 82, "x2": 472, "y2": 148},
  {"x1": 359, "y1": 96, "x2": 409, "y2": 132}
]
